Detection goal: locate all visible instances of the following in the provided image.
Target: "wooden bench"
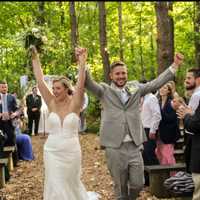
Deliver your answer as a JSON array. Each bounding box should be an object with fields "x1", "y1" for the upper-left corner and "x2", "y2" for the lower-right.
[
  {"x1": 175, "y1": 137, "x2": 185, "y2": 149},
  {"x1": 0, "y1": 158, "x2": 8, "y2": 188},
  {"x1": 174, "y1": 149, "x2": 185, "y2": 163},
  {"x1": 144, "y1": 163, "x2": 186, "y2": 198},
  {"x1": 3, "y1": 146, "x2": 15, "y2": 171}
]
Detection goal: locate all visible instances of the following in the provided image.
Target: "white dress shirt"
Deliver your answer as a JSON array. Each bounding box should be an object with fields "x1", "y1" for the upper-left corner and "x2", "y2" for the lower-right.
[
  {"x1": 186, "y1": 86, "x2": 200, "y2": 135},
  {"x1": 141, "y1": 93, "x2": 161, "y2": 133},
  {"x1": 188, "y1": 86, "x2": 200, "y2": 112}
]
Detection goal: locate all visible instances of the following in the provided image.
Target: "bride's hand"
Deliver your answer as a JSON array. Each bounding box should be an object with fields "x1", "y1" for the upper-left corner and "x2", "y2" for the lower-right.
[
  {"x1": 75, "y1": 47, "x2": 87, "y2": 67},
  {"x1": 30, "y1": 45, "x2": 39, "y2": 60}
]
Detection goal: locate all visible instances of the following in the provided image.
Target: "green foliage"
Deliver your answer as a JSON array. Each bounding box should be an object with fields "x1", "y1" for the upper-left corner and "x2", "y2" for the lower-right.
[{"x1": 0, "y1": 2, "x2": 198, "y2": 129}]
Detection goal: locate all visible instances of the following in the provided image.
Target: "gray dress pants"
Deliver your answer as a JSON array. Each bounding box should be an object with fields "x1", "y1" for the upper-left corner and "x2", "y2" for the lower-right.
[{"x1": 105, "y1": 142, "x2": 144, "y2": 200}]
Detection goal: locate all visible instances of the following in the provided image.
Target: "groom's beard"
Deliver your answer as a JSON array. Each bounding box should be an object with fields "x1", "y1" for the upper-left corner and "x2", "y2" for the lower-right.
[{"x1": 112, "y1": 79, "x2": 127, "y2": 88}]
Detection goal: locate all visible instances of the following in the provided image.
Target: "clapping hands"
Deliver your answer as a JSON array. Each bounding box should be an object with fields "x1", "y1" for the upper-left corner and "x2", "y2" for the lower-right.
[{"x1": 176, "y1": 105, "x2": 193, "y2": 119}]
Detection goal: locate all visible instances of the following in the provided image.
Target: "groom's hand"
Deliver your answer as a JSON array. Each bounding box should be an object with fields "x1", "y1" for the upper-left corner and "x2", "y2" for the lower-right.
[
  {"x1": 172, "y1": 53, "x2": 184, "y2": 69},
  {"x1": 75, "y1": 47, "x2": 87, "y2": 67}
]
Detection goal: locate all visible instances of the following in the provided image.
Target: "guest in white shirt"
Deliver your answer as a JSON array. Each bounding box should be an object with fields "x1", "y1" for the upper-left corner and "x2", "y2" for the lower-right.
[{"x1": 141, "y1": 86, "x2": 161, "y2": 185}]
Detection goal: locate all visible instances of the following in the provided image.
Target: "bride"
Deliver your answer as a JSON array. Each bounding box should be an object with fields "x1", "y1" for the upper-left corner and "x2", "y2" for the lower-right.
[{"x1": 31, "y1": 46, "x2": 99, "y2": 200}]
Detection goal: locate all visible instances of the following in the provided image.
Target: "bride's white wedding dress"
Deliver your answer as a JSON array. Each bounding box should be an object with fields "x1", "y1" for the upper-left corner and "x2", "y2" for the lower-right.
[{"x1": 43, "y1": 112, "x2": 100, "y2": 200}]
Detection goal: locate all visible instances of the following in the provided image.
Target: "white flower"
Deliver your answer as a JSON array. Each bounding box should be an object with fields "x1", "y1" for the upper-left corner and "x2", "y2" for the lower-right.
[
  {"x1": 32, "y1": 28, "x2": 39, "y2": 33},
  {"x1": 126, "y1": 85, "x2": 137, "y2": 94},
  {"x1": 41, "y1": 36, "x2": 48, "y2": 43}
]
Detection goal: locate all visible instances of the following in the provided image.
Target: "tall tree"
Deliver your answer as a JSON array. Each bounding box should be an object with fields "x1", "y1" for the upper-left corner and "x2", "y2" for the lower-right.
[
  {"x1": 194, "y1": 1, "x2": 200, "y2": 68},
  {"x1": 139, "y1": 4, "x2": 145, "y2": 80},
  {"x1": 59, "y1": 2, "x2": 65, "y2": 26},
  {"x1": 118, "y1": 2, "x2": 124, "y2": 61},
  {"x1": 155, "y1": 2, "x2": 174, "y2": 74},
  {"x1": 98, "y1": 2, "x2": 110, "y2": 84},
  {"x1": 149, "y1": 23, "x2": 156, "y2": 79},
  {"x1": 36, "y1": 2, "x2": 45, "y2": 25},
  {"x1": 69, "y1": 2, "x2": 78, "y2": 63}
]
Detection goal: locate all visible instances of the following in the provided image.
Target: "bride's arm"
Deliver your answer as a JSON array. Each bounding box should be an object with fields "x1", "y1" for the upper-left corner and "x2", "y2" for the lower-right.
[
  {"x1": 71, "y1": 48, "x2": 87, "y2": 113},
  {"x1": 31, "y1": 46, "x2": 54, "y2": 107}
]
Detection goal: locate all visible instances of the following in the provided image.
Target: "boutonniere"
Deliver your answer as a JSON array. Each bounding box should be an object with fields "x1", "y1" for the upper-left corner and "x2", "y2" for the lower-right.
[{"x1": 126, "y1": 85, "x2": 138, "y2": 94}]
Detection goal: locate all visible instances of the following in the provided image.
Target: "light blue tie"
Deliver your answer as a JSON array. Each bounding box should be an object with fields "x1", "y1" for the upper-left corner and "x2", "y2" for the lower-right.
[{"x1": 121, "y1": 89, "x2": 129, "y2": 104}]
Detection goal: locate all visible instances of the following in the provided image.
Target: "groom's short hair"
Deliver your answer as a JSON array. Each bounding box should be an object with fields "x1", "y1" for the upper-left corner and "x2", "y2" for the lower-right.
[{"x1": 110, "y1": 61, "x2": 126, "y2": 71}]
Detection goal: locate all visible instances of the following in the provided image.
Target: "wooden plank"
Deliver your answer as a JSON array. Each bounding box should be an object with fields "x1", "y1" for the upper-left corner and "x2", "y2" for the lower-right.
[
  {"x1": 144, "y1": 163, "x2": 186, "y2": 172},
  {"x1": 0, "y1": 160, "x2": 8, "y2": 189},
  {"x1": 145, "y1": 163, "x2": 186, "y2": 198},
  {"x1": 0, "y1": 165, "x2": 6, "y2": 188},
  {"x1": 3, "y1": 146, "x2": 15, "y2": 171},
  {"x1": 149, "y1": 170, "x2": 170, "y2": 198},
  {"x1": 176, "y1": 138, "x2": 184, "y2": 143},
  {"x1": 7, "y1": 153, "x2": 14, "y2": 171},
  {"x1": 174, "y1": 149, "x2": 184, "y2": 154},
  {"x1": 3, "y1": 146, "x2": 15, "y2": 152},
  {"x1": 0, "y1": 158, "x2": 8, "y2": 165}
]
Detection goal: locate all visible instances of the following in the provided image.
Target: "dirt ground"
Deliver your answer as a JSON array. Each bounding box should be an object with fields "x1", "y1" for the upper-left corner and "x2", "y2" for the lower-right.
[{"x1": 0, "y1": 133, "x2": 180, "y2": 200}]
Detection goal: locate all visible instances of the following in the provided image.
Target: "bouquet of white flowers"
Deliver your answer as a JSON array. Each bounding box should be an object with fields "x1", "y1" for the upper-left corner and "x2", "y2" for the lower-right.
[{"x1": 24, "y1": 27, "x2": 47, "y2": 53}]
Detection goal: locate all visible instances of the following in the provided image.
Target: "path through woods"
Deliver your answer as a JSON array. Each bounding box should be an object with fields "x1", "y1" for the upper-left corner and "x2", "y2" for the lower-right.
[{"x1": 0, "y1": 133, "x2": 176, "y2": 200}]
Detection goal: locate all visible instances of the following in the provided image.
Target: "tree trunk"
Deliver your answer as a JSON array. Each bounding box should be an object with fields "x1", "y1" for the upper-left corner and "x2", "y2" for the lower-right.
[
  {"x1": 59, "y1": 2, "x2": 65, "y2": 26},
  {"x1": 69, "y1": 2, "x2": 78, "y2": 63},
  {"x1": 139, "y1": 4, "x2": 145, "y2": 80},
  {"x1": 150, "y1": 24, "x2": 156, "y2": 79},
  {"x1": 194, "y1": 1, "x2": 200, "y2": 68},
  {"x1": 118, "y1": 2, "x2": 124, "y2": 61},
  {"x1": 36, "y1": 2, "x2": 45, "y2": 25},
  {"x1": 98, "y1": 2, "x2": 110, "y2": 84},
  {"x1": 155, "y1": 2, "x2": 174, "y2": 74}
]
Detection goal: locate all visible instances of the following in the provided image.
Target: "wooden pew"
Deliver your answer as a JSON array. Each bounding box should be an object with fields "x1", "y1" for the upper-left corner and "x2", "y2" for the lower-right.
[
  {"x1": 174, "y1": 149, "x2": 185, "y2": 163},
  {"x1": 0, "y1": 158, "x2": 8, "y2": 188},
  {"x1": 144, "y1": 163, "x2": 186, "y2": 198},
  {"x1": 3, "y1": 146, "x2": 15, "y2": 171}
]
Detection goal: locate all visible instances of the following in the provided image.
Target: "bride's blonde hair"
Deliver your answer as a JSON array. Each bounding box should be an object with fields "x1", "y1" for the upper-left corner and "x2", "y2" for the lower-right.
[{"x1": 53, "y1": 76, "x2": 73, "y2": 95}]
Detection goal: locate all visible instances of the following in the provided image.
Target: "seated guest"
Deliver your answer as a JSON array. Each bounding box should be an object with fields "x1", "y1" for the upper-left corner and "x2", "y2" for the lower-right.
[
  {"x1": 0, "y1": 80, "x2": 19, "y2": 166},
  {"x1": 14, "y1": 118, "x2": 34, "y2": 161}
]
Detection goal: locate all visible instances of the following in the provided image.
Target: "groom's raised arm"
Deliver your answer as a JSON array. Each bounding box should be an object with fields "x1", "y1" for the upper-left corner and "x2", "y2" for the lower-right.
[
  {"x1": 76, "y1": 47, "x2": 104, "y2": 99},
  {"x1": 139, "y1": 53, "x2": 184, "y2": 96},
  {"x1": 85, "y1": 70, "x2": 104, "y2": 99}
]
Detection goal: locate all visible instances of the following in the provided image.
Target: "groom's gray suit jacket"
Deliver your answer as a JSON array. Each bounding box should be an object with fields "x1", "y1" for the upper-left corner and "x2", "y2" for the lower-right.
[{"x1": 85, "y1": 68, "x2": 175, "y2": 148}]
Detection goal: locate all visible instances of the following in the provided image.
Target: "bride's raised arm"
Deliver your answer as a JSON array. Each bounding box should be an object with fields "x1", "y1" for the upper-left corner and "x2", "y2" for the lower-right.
[
  {"x1": 71, "y1": 47, "x2": 87, "y2": 113},
  {"x1": 30, "y1": 45, "x2": 54, "y2": 107}
]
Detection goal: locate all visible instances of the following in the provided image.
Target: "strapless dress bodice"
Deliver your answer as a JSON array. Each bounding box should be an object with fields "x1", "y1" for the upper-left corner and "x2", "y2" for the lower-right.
[{"x1": 46, "y1": 112, "x2": 80, "y2": 138}]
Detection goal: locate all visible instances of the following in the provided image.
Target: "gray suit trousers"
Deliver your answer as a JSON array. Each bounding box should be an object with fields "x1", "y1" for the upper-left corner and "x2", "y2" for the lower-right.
[{"x1": 105, "y1": 142, "x2": 144, "y2": 200}]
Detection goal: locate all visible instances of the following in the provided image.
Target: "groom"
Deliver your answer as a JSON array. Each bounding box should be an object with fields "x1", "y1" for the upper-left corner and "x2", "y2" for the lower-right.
[{"x1": 76, "y1": 48, "x2": 184, "y2": 200}]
